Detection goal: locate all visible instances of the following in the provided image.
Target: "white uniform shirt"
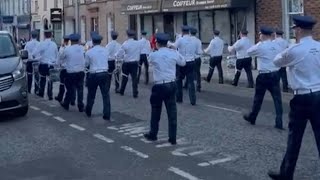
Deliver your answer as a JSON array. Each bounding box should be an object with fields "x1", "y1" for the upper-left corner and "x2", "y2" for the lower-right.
[
  {"x1": 56, "y1": 44, "x2": 70, "y2": 68},
  {"x1": 273, "y1": 37, "x2": 289, "y2": 51},
  {"x1": 247, "y1": 40, "x2": 281, "y2": 72},
  {"x1": 32, "y1": 39, "x2": 58, "y2": 65},
  {"x1": 190, "y1": 36, "x2": 203, "y2": 58},
  {"x1": 24, "y1": 39, "x2": 40, "y2": 60},
  {"x1": 228, "y1": 37, "x2": 253, "y2": 59},
  {"x1": 85, "y1": 45, "x2": 110, "y2": 73},
  {"x1": 174, "y1": 34, "x2": 198, "y2": 62},
  {"x1": 139, "y1": 37, "x2": 152, "y2": 55},
  {"x1": 116, "y1": 38, "x2": 141, "y2": 62},
  {"x1": 60, "y1": 44, "x2": 86, "y2": 73},
  {"x1": 105, "y1": 40, "x2": 121, "y2": 61},
  {"x1": 205, "y1": 36, "x2": 224, "y2": 57},
  {"x1": 274, "y1": 36, "x2": 320, "y2": 91},
  {"x1": 149, "y1": 47, "x2": 186, "y2": 83}
]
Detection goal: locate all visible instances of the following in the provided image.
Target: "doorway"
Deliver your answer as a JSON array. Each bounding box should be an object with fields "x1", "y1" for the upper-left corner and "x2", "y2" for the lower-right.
[{"x1": 163, "y1": 14, "x2": 174, "y2": 40}]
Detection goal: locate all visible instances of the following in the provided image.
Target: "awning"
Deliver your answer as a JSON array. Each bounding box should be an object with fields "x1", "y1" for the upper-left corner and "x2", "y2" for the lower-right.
[
  {"x1": 162, "y1": 0, "x2": 252, "y2": 12},
  {"x1": 120, "y1": 0, "x2": 162, "y2": 15}
]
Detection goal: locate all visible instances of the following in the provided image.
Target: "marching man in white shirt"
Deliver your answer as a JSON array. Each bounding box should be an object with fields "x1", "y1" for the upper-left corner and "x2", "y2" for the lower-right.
[
  {"x1": 204, "y1": 30, "x2": 224, "y2": 84},
  {"x1": 116, "y1": 30, "x2": 141, "y2": 98},
  {"x1": 137, "y1": 30, "x2": 152, "y2": 85},
  {"x1": 144, "y1": 33, "x2": 186, "y2": 145},
  {"x1": 60, "y1": 34, "x2": 86, "y2": 112},
  {"x1": 228, "y1": 30, "x2": 254, "y2": 88},
  {"x1": 190, "y1": 27, "x2": 203, "y2": 92},
  {"x1": 273, "y1": 30, "x2": 289, "y2": 92},
  {"x1": 24, "y1": 30, "x2": 40, "y2": 94},
  {"x1": 268, "y1": 15, "x2": 320, "y2": 180},
  {"x1": 85, "y1": 33, "x2": 112, "y2": 121},
  {"x1": 244, "y1": 26, "x2": 283, "y2": 130},
  {"x1": 32, "y1": 29, "x2": 58, "y2": 100},
  {"x1": 105, "y1": 31, "x2": 121, "y2": 93}
]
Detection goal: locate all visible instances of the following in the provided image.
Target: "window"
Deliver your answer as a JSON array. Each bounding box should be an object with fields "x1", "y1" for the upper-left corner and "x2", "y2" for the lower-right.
[
  {"x1": 0, "y1": 34, "x2": 17, "y2": 58},
  {"x1": 285, "y1": 0, "x2": 304, "y2": 41},
  {"x1": 44, "y1": 0, "x2": 47, "y2": 11},
  {"x1": 35, "y1": 0, "x2": 39, "y2": 13},
  {"x1": 91, "y1": 17, "x2": 99, "y2": 32},
  {"x1": 69, "y1": 0, "x2": 73, "y2": 6},
  {"x1": 80, "y1": 0, "x2": 85, "y2": 4}
]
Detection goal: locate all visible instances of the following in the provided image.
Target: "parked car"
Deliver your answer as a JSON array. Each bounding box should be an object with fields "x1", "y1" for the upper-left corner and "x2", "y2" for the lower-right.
[{"x1": 0, "y1": 31, "x2": 29, "y2": 117}]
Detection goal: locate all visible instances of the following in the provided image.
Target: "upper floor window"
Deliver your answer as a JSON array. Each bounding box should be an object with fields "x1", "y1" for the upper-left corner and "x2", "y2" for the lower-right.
[{"x1": 288, "y1": 0, "x2": 304, "y2": 40}]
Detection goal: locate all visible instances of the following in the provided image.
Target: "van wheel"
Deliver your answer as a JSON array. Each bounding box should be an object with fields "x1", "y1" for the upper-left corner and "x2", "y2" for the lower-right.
[{"x1": 16, "y1": 106, "x2": 28, "y2": 117}]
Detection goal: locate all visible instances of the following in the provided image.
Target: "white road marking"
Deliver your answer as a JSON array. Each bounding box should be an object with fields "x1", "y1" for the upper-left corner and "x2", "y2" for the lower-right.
[
  {"x1": 107, "y1": 126, "x2": 119, "y2": 130},
  {"x1": 118, "y1": 123, "x2": 145, "y2": 130},
  {"x1": 30, "y1": 106, "x2": 40, "y2": 111},
  {"x1": 121, "y1": 146, "x2": 149, "y2": 159},
  {"x1": 203, "y1": 104, "x2": 241, "y2": 114},
  {"x1": 53, "y1": 116, "x2": 66, "y2": 122},
  {"x1": 198, "y1": 156, "x2": 239, "y2": 167},
  {"x1": 41, "y1": 110, "x2": 53, "y2": 116},
  {"x1": 69, "y1": 124, "x2": 86, "y2": 131},
  {"x1": 140, "y1": 138, "x2": 153, "y2": 143},
  {"x1": 188, "y1": 150, "x2": 206, "y2": 156},
  {"x1": 124, "y1": 127, "x2": 149, "y2": 135},
  {"x1": 93, "y1": 134, "x2": 114, "y2": 143},
  {"x1": 168, "y1": 167, "x2": 202, "y2": 180},
  {"x1": 130, "y1": 133, "x2": 144, "y2": 138},
  {"x1": 172, "y1": 147, "x2": 200, "y2": 157},
  {"x1": 49, "y1": 105, "x2": 57, "y2": 108}
]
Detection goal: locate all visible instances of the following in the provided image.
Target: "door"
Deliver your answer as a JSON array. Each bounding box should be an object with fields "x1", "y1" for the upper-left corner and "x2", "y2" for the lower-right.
[{"x1": 163, "y1": 14, "x2": 174, "y2": 40}]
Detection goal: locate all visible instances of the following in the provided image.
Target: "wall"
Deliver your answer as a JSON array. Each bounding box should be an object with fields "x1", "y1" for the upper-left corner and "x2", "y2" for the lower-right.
[{"x1": 304, "y1": 1, "x2": 320, "y2": 39}]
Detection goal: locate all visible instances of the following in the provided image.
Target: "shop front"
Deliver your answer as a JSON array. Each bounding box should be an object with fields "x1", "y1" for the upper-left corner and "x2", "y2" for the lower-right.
[{"x1": 121, "y1": 0, "x2": 256, "y2": 44}]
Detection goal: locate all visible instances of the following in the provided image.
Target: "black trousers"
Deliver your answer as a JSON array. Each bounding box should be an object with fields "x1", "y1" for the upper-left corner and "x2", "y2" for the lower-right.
[
  {"x1": 26, "y1": 61, "x2": 39, "y2": 94},
  {"x1": 149, "y1": 82, "x2": 177, "y2": 141},
  {"x1": 107, "y1": 60, "x2": 120, "y2": 91},
  {"x1": 63, "y1": 72, "x2": 85, "y2": 110},
  {"x1": 38, "y1": 64, "x2": 53, "y2": 98},
  {"x1": 206, "y1": 56, "x2": 223, "y2": 83},
  {"x1": 120, "y1": 61, "x2": 139, "y2": 97},
  {"x1": 233, "y1": 57, "x2": 254, "y2": 87},
  {"x1": 56, "y1": 69, "x2": 75, "y2": 103},
  {"x1": 248, "y1": 72, "x2": 283, "y2": 127},
  {"x1": 138, "y1": 54, "x2": 149, "y2": 84},
  {"x1": 279, "y1": 91, "x2": 320, "y2": 180},
  {"x1": 184, "y1": 57, "x2": 202, "y2": 90},
  {"x1": 176, "y1": 61, "x2": 196, "y2": 105},
  {"x1": 86, "y1": 72, "x2": 111, "y2": 119},
  {"x1": 279, "y1": 67, "x2": 289, "y2": 91}
]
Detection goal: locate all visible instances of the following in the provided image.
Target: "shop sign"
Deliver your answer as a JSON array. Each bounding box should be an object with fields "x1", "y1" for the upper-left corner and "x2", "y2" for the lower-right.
[
  {"x1": 2, "y1": 16, "x2": 14, "y2": 24},
  {"x1": 163, "y1": 0, "x2": 251, "y2": 12},
  {"x1": 121, "y1": 0, "x2": 161, "y2": 14}
]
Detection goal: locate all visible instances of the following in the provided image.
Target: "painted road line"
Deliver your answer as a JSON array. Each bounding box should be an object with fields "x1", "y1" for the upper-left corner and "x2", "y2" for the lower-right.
[
  {"x1": 41, "y1": 110, "x2": 53, "y2": 116},
  {"x1": 198, "y1": 156, "x2": 239, "y2": 167},
  {"x1": 188, "y1": 150, "x2": 207, "y2": 156},
  {"x1": 168, "y1": 167, "x2": 202, "y2": 180},
  {"x1": 93, "y1": 134, "x2": 114, "y2": 143},
  {"x1": 69, "y1": 124, "x2": 86, "y2": 131},
  {"x1": 156, "y1": 138, "x2": 188, "y2": 148},
  {"x1": 121, "y1": 126, "x2": 146, "y2": 133},
  {"x1": 203, "y1": 104, "x2": 241, "y2": 114},
  {"x1": 30, "y1": 106, "x2": 40, "y2": 111},
  {"x1": 130, "y1": 133, "x2": 144, "y2": 138},
  {"x1": 140, "y1": 138, "x2": 153, "y2": 144},
  {"x1": 107, "y1": 126, "x2": 119, "y2": 130},
  {"x1": 53, "y1": 116, "x2": 66, "y2": 122},
  {"x1": 118, "y1": 123, "x2": 145, "y2": 130},
  {"x1": 121, "y1": 146, "x2": 149, "y2": 159}
]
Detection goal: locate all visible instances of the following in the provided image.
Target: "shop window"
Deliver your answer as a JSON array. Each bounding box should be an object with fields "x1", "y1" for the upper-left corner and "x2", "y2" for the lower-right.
[
  {"x1": 199, "y1": 11, "x2": 214, "y2": 44},
  {"x1": 129, "y1": 15, "x2": 137, "y2": 31}
]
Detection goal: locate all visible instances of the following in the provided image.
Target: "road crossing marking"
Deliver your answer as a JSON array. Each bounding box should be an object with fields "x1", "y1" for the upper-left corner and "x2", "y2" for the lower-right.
[
  {"x1": 203, "y1": 104, "x2": 241, "y2": 114},
  {"x1": 30, "y1": 106, "x2": 40, "y2": 111},
  {"x1": 172, "y1": 147, "x2": 202, "y2": 157},
  {"x1": 93, "y1": 134, "x2": 114, "y2": 143},
  {"x1": 41, "y1": 110, "x2": 53, "y2": 116},
  {"x1": 121, "y1": 146, "x2": 149, "y2": 159},
  {"x1": 69, "y1": 124, "x2": 86, "y2": 131},
  {"x1": 107, "y1": 126, "x2": 119, "y2": 130},
  {"x1": 198, "y1": 155, "x2": 239, "y2": 167},
  {"x1": 53, "y1": 116, "x2": 66, "y2": 122},
  {"x1": 168, "y1": 166, "x2": 202, "y2": 180},
  {"x1": 188, "y1": 150, "x2": 206, "y2": 156},
  {"x1": 130, "y1": 133, "x2": 144, "y2": 138},
  {"x1": 156, "y1": 138, "x2": 188, "y2": 148}
]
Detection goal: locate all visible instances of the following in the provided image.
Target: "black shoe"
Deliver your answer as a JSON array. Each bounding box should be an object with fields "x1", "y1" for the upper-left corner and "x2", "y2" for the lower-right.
[
  {"x1": 219, "y1": 81, "x2": 224, "y2": 84},
  {"x1": 115, "y1": 89, "x2": 120, "y2": 94},
  {"x1": 243, "y1": 114, "x2": 255, "y2": 125},
  {"x1": 48, "y1": 97, "x2": 53, "y2": 101},
  {"x1": 143, "y1": 133, "x2": 157, "y2": 141},
  {"x1": 119, "y1": 92, "x2": 124, "y2": 96},
  {"x1": 247, "y1": 85, "x2": 254, "y2": 88},
  {"x1": 103, "y1": 116, "x2": 110, "y2": 121},
  {"x1": 283, "y1": 89, "x2": 289, "y2": 93},
  {"x1": 197, "y1": 88, "x2": 201, "y2": 93},
  {"x1": 191, "y1": 102, "x2": 196, "y2": 106},
  {"x1": 60, "y1": 103, "x2": 69, "y2": 111},
  {"x1": 202, "y1": 77, "x2": 209, "y2": 83},
  {"x1": 71, "y1": 102, "x2": 75, "y2": 106},
  {"x1": 176, "y1": 100, "x2": 183, "y2": 104},
  {"x1": 168, "y1": 138, "x2": 177, "y2": 145},
  {"x1": 231, "y1": 82, "x2": 237, "y2": 87},
  {"x1": 85, "y1": 110, "x2": 91, "y2": 117},
  {"x1": 268, "y1": 171, "x2": 285, "y2": 180},
  {"x1": 133, "y1": 95, "x2": 138, "y2": 98},
  {"x1": 79, "y1": 108, "x2": 84, "y2": 113},
  {"x1": 275, "y1": 125, "x2": 285, "y2": 130}
]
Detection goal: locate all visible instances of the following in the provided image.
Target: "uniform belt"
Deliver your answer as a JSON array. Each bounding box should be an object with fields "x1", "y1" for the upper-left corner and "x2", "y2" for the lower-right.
[
  {"x1": 154, "y1": 80, "x2": 175, "y2": 85},
  {"x1": 90, "y1": 70, "x2": 108, "y2": 73},
  {"x1": 258, "y1": 70, "x2": 278, "y2": 74},
  {"x1": 237, "y1": 56, "x2": 250, "y2": 59},
  {"x1": 186, "y1": 59, "x2": 195, "y2": 62},
  {"x1": 294, "y1": 87, "x2": 320, "y2": 95}
]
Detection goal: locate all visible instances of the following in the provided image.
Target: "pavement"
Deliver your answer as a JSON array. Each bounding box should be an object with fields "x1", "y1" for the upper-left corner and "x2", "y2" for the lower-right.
[{"x1": 0, "y1": 66, "x2": 319, "y2": 180}]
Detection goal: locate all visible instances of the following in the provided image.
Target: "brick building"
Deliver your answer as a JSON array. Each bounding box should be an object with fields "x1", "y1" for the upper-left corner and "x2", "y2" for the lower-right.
[
  {"x1": 256, "y1": 0, "x2": 320, "y2": 42},
  {"x1": 63, "y1": 0, "x2": 128, "y2": 45}
]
